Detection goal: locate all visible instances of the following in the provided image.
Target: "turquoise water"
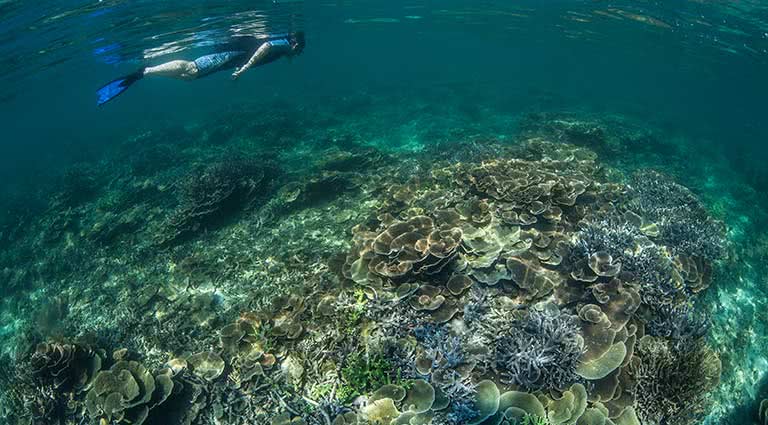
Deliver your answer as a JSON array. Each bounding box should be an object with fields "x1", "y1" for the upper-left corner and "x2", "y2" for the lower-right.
[{"x1": 1, "y1": 1, "x2": 767, "y2": 424}]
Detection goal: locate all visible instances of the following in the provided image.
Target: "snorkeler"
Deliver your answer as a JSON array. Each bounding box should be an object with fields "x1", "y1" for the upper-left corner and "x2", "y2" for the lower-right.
[{"x1": 96, "y1": 31, "x2": 305, "y2": 106}]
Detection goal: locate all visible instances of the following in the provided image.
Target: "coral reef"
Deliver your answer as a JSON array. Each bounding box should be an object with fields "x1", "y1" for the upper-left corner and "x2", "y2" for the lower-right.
[
  {"x1": 645, "y1": 303, "x2": 710, "y2": 344},
  {"x1": 159, "y1": 157, "x2": 276, "y2": 245},
  {"x1": 54, "y1": 164, "x2": 100, "y2": 207},
  {"x1": 494, "y1": 306, "x2": 584, "y2": 391},
  {"x1": 630, "y1": 170, "x2": 726, "y2": 261},
  {"x1": 0, "y1": 110, "x2": 733, "y2": 425},
  {"x1": 30, "y1": 342, "x2": 102, "y2": 391},
  {"x1": 629, "y1": 336, "x2": 721, "y2": 425},
  {"x1": 85, "y1": 359, "x2": 174, "y2": 424}
]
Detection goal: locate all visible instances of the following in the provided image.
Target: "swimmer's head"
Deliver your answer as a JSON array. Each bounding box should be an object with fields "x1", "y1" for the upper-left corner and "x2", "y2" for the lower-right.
[{"x1": 290, "y1": 31, "x2": 306, "y2": 55}]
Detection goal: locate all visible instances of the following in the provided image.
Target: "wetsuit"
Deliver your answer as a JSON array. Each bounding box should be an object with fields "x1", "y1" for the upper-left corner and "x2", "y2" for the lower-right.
[
  {"x1": 193, "y1": 33, "x2": 294, "y2": 78},
  {"x1": 96, "y1": 33, "x2": 298, "y2": 105}
]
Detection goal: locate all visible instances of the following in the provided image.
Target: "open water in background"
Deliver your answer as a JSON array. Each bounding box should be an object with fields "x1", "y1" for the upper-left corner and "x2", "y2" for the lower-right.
[{"x1": 1, "y1": 0, "x2": 768, "y2": 191}]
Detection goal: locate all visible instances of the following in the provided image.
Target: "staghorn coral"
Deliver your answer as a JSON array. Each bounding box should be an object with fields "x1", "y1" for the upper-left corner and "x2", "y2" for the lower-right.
[
  {"x1": 159, "y1": 158, "x2": 274, "y2": 245},
  {"x1": 409, "y1": 323, "x2": 494, "y2": 424},
  {"x1": 629, "y1": 336, "x2": 721, "y2": 425},
  {"x1": 433, "y1": 377, "x2": 480, "y2": 425},
  {"x1": 462, "y1": 286, "x2": 490, "y2": 327},
  {"x1": 630, "y1": 170, "x2": 726, "y2": 261},
  {"x1": 571, "y1": 218, "x2": 641, "y2": 264},
  {"x1": 1, "y1": 353, "x2": 68, "y2": 425},
  {"x1": 571, "y1": 217, "x2": 668, "y2": 280},
  {"x1": 624, "y1": 246, "x2": 678, "y2": 305},
  {"x1": 494, "y1": 306, "x2": 584, "y2": 392},
  {"x1": 570, "y1": 215, "x2": 687, "y2": 310},
  {"x1": 53, "y1": 164, "x2": 99, "y2": 207},
  {"x1": 645, "y1": 303, "x2": 710, "y2": 343}
]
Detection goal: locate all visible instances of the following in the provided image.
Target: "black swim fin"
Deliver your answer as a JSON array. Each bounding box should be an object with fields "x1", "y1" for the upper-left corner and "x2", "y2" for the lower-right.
[{"x1": 96, "y1": 67, "x2": 145, "y2": 106}]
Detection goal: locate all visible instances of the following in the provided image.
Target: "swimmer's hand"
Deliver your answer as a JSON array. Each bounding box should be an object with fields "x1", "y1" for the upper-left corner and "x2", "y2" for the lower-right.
[{"x1": 231, "y1": 42, "x2": 271, "y2": 80}]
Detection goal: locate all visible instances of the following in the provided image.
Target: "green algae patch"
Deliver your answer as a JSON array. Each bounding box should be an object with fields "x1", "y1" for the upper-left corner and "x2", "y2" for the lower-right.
[{"x1": 338, "y1": 351, "x2": 399, "y2": 402}]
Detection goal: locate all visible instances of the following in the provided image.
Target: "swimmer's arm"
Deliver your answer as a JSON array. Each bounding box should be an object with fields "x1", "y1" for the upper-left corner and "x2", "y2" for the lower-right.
[{"x1": 232, "y1": 42, "x2": 272, "y2": 79}]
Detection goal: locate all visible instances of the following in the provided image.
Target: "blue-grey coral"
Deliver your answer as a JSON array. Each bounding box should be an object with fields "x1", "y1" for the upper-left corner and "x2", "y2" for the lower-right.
[
  {"x1": 630, "y1": 170, "x2": 726, "y2": 261},
  {"x1": 572, "y1": 218, "x2": 640, "y2": 261},
  {"x1": 572, "y1": 217, "x2": 679, "y2": 304},
  {"x1": 413, "y1": 323, "x2": 467, "y2": 371},
  {"x1": 413, "y1": 323, "x2": 450, "y2": 352},
  {"x1": 626, "y1": 246, "x2": 677, "y2": 300},
  {"x1": 494, "y1": 307, "x2": 584, "y2": 391},
  {"x1": 463, "y1": 286, "x2": 489, "y2": 326},
  {"x1": 437, "y1": 377, "x2": 481, "y2": 425},
  {"x1": 412, "y1": 323, "x2": 483, "y2": 424},
  {"x1": 646, "y1": 304, "x2": 710, "y2": 343}
]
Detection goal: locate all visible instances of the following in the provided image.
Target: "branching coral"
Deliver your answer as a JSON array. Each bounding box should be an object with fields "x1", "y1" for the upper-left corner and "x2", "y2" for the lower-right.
[
  {"x1": 54, "y1": 164, "x2": 99, "y2": 207},
  {"x1": 434, "y1": 377, "x2": 481, "y2": 425},
  {"x1": 630, "y1": 170, "x2": 726, "y2": 261},
  {"x1": 1, "y1": 352, "x2": 65, "y2": 425},
  {"x1": 645, "y1": 303, "x2": 710, "y2": 343},
  {"x1": 159, "y1": 158, "x2": 274, "y2": 245},
  {"x1": 410, "y1": 323, "x2": 491, "y2": 424},
  {"x1": 462, "y1": 286, "x2": 490, "y2": 327},
  {"x1": 494, "y1": 307, "x2": 584, "y2": 391},
  {"x1": 413, "y1": 323, "x2": 471, "y2": 375},
  {"x1": 629, "y1": 336, "x2": 721, "y2": 425},
  {"x1": 572, "y1": 218, "x2": 641, "y2": 264},
  {"x1": 625, "y1": 246, "x2": 678, "y2": 304},
  {"x1": 571, "y1": 216, "x2": 683, "y2": 308}
]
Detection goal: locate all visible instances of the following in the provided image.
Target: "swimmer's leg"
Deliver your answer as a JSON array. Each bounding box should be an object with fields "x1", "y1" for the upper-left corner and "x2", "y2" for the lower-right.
[
  {"x1": 144, "y1": 60, "x2": 199, "y2": 80},
  {"x1": 96, "y1": 54, "x2": 232, "y2": 105}
]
